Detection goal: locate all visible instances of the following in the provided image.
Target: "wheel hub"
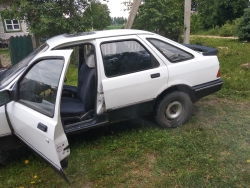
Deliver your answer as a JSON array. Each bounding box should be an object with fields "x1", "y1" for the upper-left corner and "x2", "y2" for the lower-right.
[{"x1": 165, "y1": 101, "x2": 183, "y2": 120}]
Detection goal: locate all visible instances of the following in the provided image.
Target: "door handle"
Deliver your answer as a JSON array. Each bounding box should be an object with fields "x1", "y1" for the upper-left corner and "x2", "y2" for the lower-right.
[
  {"x1": 37, "y1": 123, "x2": 47, "y2": 132},
  {"x1": 151, "y1": 73, "x2": 160, "y2": 78}
]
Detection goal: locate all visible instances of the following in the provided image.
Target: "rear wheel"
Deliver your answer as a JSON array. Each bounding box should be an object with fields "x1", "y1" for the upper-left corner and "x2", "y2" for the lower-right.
[{"x1": 154, "y1": 91, "x2": 192, "y2": 128}]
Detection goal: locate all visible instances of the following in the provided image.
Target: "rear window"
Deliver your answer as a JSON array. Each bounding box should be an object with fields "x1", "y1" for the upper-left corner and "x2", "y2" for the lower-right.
[{"x1": 147, "y1": 38, "x2": 193, "y2": 63}]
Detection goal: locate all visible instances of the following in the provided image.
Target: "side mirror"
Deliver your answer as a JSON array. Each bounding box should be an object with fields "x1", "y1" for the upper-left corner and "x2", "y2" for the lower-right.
[{"x1": 0, "y1": 90, "x2": 11, "y2": 107}]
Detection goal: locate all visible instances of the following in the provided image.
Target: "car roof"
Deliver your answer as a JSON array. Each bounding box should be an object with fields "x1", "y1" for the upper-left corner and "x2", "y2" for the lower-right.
[{"x1": 46, "y1": 29, "x2": 154, "y2": 49}]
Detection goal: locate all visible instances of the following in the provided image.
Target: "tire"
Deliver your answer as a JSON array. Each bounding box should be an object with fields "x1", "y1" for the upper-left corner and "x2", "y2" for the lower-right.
[{"x1": 154, "y1": 91, "x2": 192, "y2": 128}]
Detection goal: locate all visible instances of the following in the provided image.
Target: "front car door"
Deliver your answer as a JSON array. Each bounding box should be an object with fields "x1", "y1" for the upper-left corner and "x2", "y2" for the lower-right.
[{"x1": 6, "y1": 50, "x2": 72, "y2": 183}]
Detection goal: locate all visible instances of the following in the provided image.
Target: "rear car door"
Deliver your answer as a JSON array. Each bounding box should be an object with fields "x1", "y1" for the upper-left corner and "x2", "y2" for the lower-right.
[
  {"x1": 96, "y1": 35, "x2": 168, "y2": 111},
  {"x1": 6, "y1": 50, "x2": 72, "y2": 183}
]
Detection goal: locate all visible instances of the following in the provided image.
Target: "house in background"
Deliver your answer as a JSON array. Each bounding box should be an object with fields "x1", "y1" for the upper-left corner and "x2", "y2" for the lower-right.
[{"x1": 0, "y1": 2, "x2": 29, "y2": 47}]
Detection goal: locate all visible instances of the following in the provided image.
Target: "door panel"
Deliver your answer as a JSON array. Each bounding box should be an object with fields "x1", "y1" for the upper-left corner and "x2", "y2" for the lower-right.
[
  {"x1": 97, "y1": 36, "x2": 168, "y2": 110},
  {"x1": 6, "y1": 50, "x2": 72, "y2": 182}
]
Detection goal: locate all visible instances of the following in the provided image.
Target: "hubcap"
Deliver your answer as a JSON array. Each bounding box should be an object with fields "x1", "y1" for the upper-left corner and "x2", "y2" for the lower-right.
[{"x1": 165, "y1": 101, "x2": 183, "y2": 120}]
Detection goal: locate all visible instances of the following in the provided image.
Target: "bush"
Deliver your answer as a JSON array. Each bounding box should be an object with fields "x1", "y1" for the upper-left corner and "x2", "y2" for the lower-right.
[
  {"x1": 219, "y1": 20, "x2": 238, "y2": 37},
  {"x1": 237, "y1": 8, "x2": 250, "y2": 41},
  {"x1": 190, "y1": 13, "x2": 202, "y2": 34}
]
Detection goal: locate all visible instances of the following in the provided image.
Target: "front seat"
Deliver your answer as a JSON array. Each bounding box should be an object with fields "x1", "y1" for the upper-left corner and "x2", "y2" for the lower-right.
[{"x1": 60, "y1": 49, "x2": 96, "y2": 117}]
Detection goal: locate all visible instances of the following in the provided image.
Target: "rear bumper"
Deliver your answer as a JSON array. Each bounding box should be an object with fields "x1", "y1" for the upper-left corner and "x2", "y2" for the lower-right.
[{"x1": 192, "y1": 78, "x2": 223, "y2": 101}]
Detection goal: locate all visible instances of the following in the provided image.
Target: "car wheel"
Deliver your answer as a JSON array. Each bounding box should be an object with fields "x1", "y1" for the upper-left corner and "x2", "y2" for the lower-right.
[{"x1": 154, "y1": 91, "x2": 192, "y2": 128}]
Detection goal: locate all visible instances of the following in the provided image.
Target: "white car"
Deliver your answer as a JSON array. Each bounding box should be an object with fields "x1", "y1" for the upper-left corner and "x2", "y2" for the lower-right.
[{"x1": 0, "y1": 29, "x2": 222, "y2": 182}]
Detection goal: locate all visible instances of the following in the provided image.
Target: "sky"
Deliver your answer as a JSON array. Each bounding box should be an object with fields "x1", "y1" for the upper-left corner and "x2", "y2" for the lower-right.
[{"x1": 101, "y1": 0, "x2": 130, "y2": 18}]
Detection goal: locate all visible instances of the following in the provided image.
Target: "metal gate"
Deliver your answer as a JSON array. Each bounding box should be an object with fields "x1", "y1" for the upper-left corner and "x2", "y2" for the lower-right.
[{"x1": 9, "y1": 35, "x2": 33, "y2": 65}]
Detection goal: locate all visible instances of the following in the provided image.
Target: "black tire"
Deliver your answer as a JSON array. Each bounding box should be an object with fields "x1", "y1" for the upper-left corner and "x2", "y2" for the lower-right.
[{"x1": 154, "y1": 91, "x2": 192, "y2": 128}]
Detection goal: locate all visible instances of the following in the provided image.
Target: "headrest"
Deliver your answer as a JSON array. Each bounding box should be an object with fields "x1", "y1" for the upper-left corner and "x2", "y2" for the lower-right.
[{"x1": 85, "y1": 49, "x2": 95, "y2": 68}]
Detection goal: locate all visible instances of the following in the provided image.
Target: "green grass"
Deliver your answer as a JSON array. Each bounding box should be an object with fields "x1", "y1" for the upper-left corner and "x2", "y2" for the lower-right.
[
  {"x1": 191, "y1": 37, "x2": 250, "y2": 101},
  {"x1": 0, "y1": 48, "x2": 9, "y2": 54},
  {"x1": 0, "y1": 48, "x2": 10, "y2": 56},
  {"x1": 1, "y1": 38, "x2": 250, "y2": 187}
]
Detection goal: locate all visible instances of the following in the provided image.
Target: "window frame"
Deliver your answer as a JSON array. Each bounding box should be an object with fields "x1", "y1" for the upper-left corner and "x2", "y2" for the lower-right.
[
  {"x1": 100, "y1": 39, "x2": 160, "y2": 78},
  {"x1": 4, "y1": 19, "x2": 21, "y2": 32},
  {"x1": 146, "y1": 38, "x2": 194, "y2": 63},
  {"x1": 17, "y1": 57, "x2": 65, "y2": 118}
]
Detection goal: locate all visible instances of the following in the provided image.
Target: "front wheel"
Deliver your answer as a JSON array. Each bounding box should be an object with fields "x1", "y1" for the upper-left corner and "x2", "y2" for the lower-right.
[{"x1": 154, "y1": 91, "x2": 192, "y2": 128}]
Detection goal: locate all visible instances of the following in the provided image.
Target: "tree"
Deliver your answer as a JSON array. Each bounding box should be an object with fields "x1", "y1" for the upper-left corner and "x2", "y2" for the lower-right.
[
  {"x1": 1, "y1": 0, "x2": 110, "y2": 37},
  {"x1": 238, "y1": 8, "x2": 250, "y2": 41},
  {"x1": 131, "y1": 0, "x2": 184, "y2": 41},
  {"x1": 196, "y1": 0, "x2": 249, "y2": 29},
  {"x1": 83, "y1": 1, "x2": 111, "y2": 30},
  {"x1": 110, "y1": 17, "x2": 127, "y2": 25}
]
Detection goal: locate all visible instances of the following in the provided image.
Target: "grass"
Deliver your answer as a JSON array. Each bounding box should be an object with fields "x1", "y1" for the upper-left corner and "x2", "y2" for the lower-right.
[
  {"x1": 1, "y1": 37, "x2": 250, "y2": 187},
  {"x1": 190, "y1": 37, "x2": 250, "y2": 101},
  {"x1": 0, "y1": 48, "x2": 10, "y2": 56}
]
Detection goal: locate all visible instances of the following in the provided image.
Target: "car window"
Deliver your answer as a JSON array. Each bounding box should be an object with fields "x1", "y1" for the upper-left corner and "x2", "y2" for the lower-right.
[
  {"x1": 19, "y1": 59, "x2": 64, "y2": 117},
  {"x1": 101, "y1": 40, "x2": 159, "y2": 77},
  {"x1": 147, "y1": 38, "x2": 193, "y2": 63}
]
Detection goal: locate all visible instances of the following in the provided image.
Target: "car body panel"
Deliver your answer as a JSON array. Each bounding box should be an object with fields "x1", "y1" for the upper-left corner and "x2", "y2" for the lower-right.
[
  {"x1": 138, "y1": 35, "x2": 220, "y2": 88},
  {"x1": 96, "y1": 35, "x2": 169, "y2": 110}
]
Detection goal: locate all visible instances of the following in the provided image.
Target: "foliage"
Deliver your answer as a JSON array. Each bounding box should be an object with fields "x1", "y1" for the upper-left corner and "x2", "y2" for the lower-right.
[
  {"x1": 106, "y1": 25, "x2": 125, "y2": 30},
  {"x1": 132, "y1": 0, "x2": 184, "y2": 41},
  {"x1": 83, "y1": 1, "x2": 111, "y2": 30},
  {"x1": 190, "y1": 13, "x2": 202, "y2": 34},
  {"x1": 219, "y1": 19, "x2": 239, "y2": 37},
  {"x1": 1, "y1": 0, "x2": 110, "y2": 37},
  {"x1": 111, "y1": 17, "x2": 127, "y2": 25},
  {"x1": 196, "y1": 0, "x2": 248, "y2": 29},
  {"x1": 237, "y1": 8, "x2": 250, "y2": 41}
]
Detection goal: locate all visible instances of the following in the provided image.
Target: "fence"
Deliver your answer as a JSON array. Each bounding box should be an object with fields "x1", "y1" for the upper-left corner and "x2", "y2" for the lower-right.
[{"x1": 9, "y1": 35, "x2": 33, "y2": 65}]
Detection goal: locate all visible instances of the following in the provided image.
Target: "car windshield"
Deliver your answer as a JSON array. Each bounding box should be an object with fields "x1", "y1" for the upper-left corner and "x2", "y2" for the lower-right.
[{"x1": 0, "y1": 43, "x2": 48, "y2": 86}]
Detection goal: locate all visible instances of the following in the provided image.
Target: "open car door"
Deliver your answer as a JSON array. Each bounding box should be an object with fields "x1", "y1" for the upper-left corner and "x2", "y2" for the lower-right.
[{"x1": 6, "y1": 50, "x2": 73, "y2": 183}]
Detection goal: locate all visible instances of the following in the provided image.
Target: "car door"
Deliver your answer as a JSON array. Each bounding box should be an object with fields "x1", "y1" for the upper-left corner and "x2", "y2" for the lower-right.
[
  {"x1": 6, "y1": 50, "x2": 72, "y2": 183},
  {"x1": 96, "y1": 35, "x2": 168, "y2": 111}
]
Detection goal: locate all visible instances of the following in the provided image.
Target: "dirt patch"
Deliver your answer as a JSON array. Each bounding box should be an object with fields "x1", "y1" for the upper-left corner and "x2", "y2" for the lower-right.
[
  {"x1": 191, "y1": 35, "x2": 237, "y2": 39},
  {"x1": 0, "y1": 54, "x2": 11, "y2": 69},
  {"x1": 198, "y1": 96, "x2": 250, "y2": 110},
  {"x1": 218, "y1": 46, "x2": 229, "y2": 50},
  {"x1": 240, "y1": 63, "x2": 250, "y2": 69}
]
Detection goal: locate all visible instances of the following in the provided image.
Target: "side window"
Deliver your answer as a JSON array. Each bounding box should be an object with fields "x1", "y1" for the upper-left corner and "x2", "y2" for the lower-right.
[
  {"x1": 101, "y1": 40, "x2": 159, "y2": 77},
  {"x1": 19, "y1": 59, "x2": 64, "y2": 117},
  {"x1": 147, "y1": 38, "x2": 193, "y2": 63}
]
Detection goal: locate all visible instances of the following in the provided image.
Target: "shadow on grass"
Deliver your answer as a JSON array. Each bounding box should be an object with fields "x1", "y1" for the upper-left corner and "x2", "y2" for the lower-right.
[{"x1": 0, "y1": 115, "x2": 157, "y2": 166}]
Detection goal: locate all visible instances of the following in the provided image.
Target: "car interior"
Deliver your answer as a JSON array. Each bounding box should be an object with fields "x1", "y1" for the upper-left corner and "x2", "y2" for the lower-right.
[{"x1": 60, "y1": 44, "x2": 97, "y2": 126}]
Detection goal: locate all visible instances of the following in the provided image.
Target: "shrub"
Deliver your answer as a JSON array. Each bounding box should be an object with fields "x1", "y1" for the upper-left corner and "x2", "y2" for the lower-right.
[
  {"x1": 190, "y1": 13, "x2": 203, "y2": 34},
  {"x1": 219, "y1": 20, "x2": 238, "y2": 37},
  {"x1": 237, "y1": 8, "x2": 250, "y2": 41}
]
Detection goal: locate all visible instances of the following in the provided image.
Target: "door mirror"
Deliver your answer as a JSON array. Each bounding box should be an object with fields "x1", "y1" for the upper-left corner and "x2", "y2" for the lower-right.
[{"x1": 0, "y1": 90, "x2": 11, "y2": 107}]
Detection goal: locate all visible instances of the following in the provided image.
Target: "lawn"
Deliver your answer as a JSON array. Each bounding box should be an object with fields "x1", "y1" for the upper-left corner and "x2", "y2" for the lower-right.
[{"x1": 1, "y1": 37, "x2": 250, "y2": 188}]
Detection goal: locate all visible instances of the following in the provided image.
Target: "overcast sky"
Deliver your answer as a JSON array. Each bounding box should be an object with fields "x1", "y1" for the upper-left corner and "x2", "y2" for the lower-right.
[{"x1": 101, "y1": 0, "x2": 130, "y2": 18}]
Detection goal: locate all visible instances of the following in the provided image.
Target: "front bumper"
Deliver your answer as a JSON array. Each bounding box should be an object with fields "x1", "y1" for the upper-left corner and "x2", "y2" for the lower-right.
[{"x1": 192, "y1": 78, "x2": 223, "y2": 101}]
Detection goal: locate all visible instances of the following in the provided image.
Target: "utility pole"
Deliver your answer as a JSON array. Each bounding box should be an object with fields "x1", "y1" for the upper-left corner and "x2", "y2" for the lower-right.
[
  {"x1": 184, "y1": 0, "x2": 191, "y2": 44},
  {"x1": 125, "y1": 0, "x2": 142, "y2": 29}
]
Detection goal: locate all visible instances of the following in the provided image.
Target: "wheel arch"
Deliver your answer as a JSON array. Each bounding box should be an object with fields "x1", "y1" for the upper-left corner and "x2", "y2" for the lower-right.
[{"x1": 154, "y1": 84, "x2": 196, "y2": 109}]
